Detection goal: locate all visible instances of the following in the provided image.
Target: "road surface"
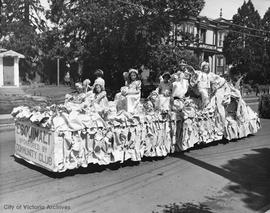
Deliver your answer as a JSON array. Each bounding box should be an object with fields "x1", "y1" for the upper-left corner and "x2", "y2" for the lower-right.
[{"x1": 0, "y1": 116, "x2": 269, "y2": 213}]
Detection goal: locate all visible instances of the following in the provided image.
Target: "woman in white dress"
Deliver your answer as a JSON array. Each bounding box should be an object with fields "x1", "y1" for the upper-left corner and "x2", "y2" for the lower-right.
[
  {"x1": 115, "y1": 69, "x2": 142, "y2": 113},
  {"x1": 92, "y1": 78, "x2": 109, "y2": 110},
  {"x1": 151, "y1": 72, "x2": 172, "y2": 111}
]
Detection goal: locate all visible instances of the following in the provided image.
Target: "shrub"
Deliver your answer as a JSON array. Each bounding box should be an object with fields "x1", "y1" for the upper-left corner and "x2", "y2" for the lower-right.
[{"x1": 258, "y1": 94, "x2": 270, "y2": 118}]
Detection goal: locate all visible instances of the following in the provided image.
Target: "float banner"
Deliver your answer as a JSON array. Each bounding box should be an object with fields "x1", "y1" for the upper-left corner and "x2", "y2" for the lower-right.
[{"x1": 15, "y1": 122, "x2": 55, "y2": 171}]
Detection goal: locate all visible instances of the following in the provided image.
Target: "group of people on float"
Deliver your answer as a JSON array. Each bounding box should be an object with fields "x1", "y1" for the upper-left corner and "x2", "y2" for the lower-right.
[
  {"x1": 68, "y1": 59, "x2": 223, "y2": 113},
  {"x1": 65, "y1": 69, "x2": 108, "y2": 108}
]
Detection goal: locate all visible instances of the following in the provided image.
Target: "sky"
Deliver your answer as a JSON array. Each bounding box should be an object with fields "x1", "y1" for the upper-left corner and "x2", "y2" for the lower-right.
[
  {"x1": 200, "y1": 0, "x2": 270, "y2": 19},
  {"x1": 40, "y1": 0, "x2": 270, "y2": 20}
]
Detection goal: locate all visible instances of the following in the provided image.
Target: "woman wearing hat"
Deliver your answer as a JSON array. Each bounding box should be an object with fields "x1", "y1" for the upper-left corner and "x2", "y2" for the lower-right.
[
  {"x1": 194, "y1": 62, "x2": 226, "y2": 108},
  {"x1": 115, "y1": 68, "x2": 142, "y2": 113},
  {"x1": 92, "y1": 77, "x2": 109, "y2": 109},
  {"x1": 94, "y1": 69, "x2": 105, "y2": 89}
]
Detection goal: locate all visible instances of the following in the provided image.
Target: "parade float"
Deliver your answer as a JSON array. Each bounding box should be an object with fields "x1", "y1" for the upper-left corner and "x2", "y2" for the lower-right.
[{"x1": 11, "y1": 67, "x2": 261, "y2": 172}]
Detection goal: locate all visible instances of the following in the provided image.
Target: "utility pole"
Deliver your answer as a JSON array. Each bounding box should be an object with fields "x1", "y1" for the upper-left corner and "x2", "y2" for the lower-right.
[
  {"x1": 243, "y1": 25, "x2": 247, "y2": 48},
  {"x1": 56, "y1": 57, "x2": 60, "y2": 86}
]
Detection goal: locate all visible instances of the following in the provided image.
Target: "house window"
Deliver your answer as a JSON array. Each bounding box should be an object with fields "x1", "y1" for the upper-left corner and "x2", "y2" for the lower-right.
[
  {"x1": 213, "y1": 32, "x2": 216, "y2": 45},
  {"x1": 217, "y1": 57, "x2": 224, "y2": 66},
  {"x1": 218, "y1": 32, "x2": 224, "y2": 47},
  {"x1": 189, "y1": 24, "x2": 194, "y2": 34},
  {"x1": 3, "y1": 57, "x2": 14, "y2": 66},
  {"x1": 200, "y1": 29, "x2": 206, "y2": 43}
]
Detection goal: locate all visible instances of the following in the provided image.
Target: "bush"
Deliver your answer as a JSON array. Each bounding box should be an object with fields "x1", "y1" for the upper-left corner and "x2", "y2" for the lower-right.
[{"x1": 258, "y1": 94, "x2": 270, "y2": 118}]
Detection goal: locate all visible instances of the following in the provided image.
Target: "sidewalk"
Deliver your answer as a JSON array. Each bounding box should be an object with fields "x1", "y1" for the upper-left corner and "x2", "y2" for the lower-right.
[{"x1": 0, "y1": 114, "x2": 13, "y2": 125}]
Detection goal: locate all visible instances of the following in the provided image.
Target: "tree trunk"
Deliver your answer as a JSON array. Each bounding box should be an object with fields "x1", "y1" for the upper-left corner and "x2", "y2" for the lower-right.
[{"x1": 24, "y1": 0, "x2": 30, "y2": 25}]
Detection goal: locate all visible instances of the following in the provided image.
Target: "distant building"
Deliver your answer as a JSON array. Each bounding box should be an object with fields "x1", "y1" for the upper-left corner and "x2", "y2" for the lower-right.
[
  {"x1": 0, "y1": 49, "x2": 25, "y2": 87},
  {"x1": 169, "y1": 10, "x2": 231, "y2": 75}
]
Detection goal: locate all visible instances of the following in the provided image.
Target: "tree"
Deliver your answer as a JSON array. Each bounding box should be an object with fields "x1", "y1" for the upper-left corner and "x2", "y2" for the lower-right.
[
  {"x1": 262, "y1": 7, "x2": 270, "y2": 84},
  {"x1": 46, "y1": 0, "x2": 205, "y2": 88},
  {"x1": 148, "y1": 44, "x2": 199, "y2": 75},
  {"x1": 0, "y1": 0, "x2": 47, "y2": 82},
  {"x1": 223, "y1": 0, "x2": 265, "y2": 83}
]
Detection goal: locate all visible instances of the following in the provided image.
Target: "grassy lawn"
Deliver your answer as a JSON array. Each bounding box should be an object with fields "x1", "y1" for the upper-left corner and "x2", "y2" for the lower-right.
[{"x1": 0, "y1": 85, "x2": 74, "y2": 114}]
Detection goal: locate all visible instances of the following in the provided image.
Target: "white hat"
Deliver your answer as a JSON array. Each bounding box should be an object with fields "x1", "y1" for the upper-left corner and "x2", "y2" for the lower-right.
[
  {"x1": 95, "y1": 69, "x2": 104, "y2": 76},
  {"x1": 128, "y1": 69, "x2": 138, "y2": 75},
  {"x1": 94, "y1": 78, "x2": 105, "y2": 90},
  {"x1": 201, "y1": 61, "x2": 209, "y2": 70}
]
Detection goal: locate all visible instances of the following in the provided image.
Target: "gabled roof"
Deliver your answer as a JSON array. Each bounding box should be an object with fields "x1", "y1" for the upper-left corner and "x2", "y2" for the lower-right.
[
  {"x1": 214, "y1": 17, "x2": 232, "y2": 23},
  {"x1": 0, "y1": 50, "x2": 25, "y2": 58}
]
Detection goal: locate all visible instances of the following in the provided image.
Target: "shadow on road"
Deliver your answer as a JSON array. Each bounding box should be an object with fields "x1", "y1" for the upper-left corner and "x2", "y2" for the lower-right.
[
  {"x1": 174, "y1": 148, "x2": 270, "y2": 211},
  {"x1": 153, "y1": 202, "x2": 214, "y2": 213},
  {"x1": 14, "y1": 155, "x2": 164, "y2": 178}
]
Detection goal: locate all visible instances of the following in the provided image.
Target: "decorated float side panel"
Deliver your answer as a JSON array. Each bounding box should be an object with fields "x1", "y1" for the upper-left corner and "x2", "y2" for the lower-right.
[{"x1": 14, "y1": 122, "x2": 57, "y2": 172}]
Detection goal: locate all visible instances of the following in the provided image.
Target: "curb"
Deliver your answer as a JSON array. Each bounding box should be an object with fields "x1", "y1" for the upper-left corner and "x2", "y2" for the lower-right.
[
  {"x1": 0, "y1": 123, "x2": 14, "y2": 132},
  {"x1": 0, "y1": 118, "x2": 13, "y2": 125}
]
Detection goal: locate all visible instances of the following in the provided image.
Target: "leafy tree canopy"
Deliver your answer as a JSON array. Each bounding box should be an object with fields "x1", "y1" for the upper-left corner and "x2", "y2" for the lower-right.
[{"x1": 223, "y1": 0, "x2": 269, "y2": 84}]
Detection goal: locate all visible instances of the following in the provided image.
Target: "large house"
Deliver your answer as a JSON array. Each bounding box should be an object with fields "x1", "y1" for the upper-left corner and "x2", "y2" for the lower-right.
[{"x1": 169, "y1": 11, "x2": 231, "y2": 75}]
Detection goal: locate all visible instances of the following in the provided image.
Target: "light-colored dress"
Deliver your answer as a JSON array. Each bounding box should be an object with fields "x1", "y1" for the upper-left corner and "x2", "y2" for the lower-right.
[
  {"x1": 171, "y1": 72, "x2": 189, "y2": 99},
  {"x1": 93, "y1": 91, "x2": 109, "y2": 110},
  {"x1": 154, "y1": 81, "x2": 172, "y2": 111},
  {"x1": 115, "y1": 80, "x2": 141, "y2": 113},
  {"x1": 196, "y1": 71, "x2": 226, "y2": 108}
]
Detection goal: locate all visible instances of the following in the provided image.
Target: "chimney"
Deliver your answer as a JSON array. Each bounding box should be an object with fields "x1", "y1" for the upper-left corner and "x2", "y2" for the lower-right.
[{"x1": 220, "y1": 8, "x2": 223, "y2": 18}]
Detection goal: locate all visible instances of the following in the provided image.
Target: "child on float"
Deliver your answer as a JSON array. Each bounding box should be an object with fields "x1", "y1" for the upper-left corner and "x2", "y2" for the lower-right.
[
  {"x1": 92, "y1": 78, "x2": 109, "y2": 109},
  {"x1": 156, "y1": 72, "x2": 172, "y2": 96},
  {"x1": 94, "y1": 69, "x2": 105, "y2": 89},
  {"x1": 115, "y1": 69, "x2": 142, "y2": 113},
  {"x1": 150, "y1": 72, "x2": 172, "y2": 111},
  {"x1": 195, "y1": 62, "x2": 212, "y2": 108},
  {"x1": 82, "y1": 79, "x2": 92, "y2": 93},
  {"x1": 196, "y1": 62, "x2": 226, "y2": 108},
  {"x1": 65, "y1": 82, "x2": 85, "y2": 102},
  {"x1": 171, "y1": 61, "x2": 190, "y2": 100},
  {"x1": 64, "y1": 82, "x2": 89, "y2": 111}
]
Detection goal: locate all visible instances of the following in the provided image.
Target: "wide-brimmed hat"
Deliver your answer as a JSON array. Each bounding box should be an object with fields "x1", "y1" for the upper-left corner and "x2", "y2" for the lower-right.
[{"x1": 162, "y1": 72, "x2": 171, "y2": 79}]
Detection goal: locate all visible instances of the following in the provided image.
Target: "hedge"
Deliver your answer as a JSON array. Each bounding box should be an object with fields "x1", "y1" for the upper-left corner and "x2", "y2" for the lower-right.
[{"x1": 258, "y1": 94, "x2": 270, "y2": 119}]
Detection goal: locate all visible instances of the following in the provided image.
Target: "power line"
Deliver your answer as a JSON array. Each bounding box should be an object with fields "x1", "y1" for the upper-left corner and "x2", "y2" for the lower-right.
[
  {"x1": 116, "y1": 0, "x2": 270, "y2": 37},
  {"x1": 218, "y1": 26, "x2": 267, "y2": 39},
  {"x1": 211, "y1": 19, "x2": 270, "y2": 34}
]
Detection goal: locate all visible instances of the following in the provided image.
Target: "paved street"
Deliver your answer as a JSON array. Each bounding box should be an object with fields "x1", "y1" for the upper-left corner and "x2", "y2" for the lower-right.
[{"x1": 0, "y1": 113, "x2": 269, "y2": 213}]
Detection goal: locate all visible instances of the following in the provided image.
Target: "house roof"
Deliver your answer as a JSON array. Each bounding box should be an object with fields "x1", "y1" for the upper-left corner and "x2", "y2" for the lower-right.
[{"x1": 0, "y1": 50, "x2": 25, "y2": 58}]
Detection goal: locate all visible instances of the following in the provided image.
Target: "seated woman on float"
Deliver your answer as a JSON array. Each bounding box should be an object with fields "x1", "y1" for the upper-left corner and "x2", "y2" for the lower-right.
[
  {"x1": 65, "y1": 82, "x2": 86, "y2": 104},
  {"x1": 91, "y1": 78, "x2": 109, "y2": 110},
  {"x1": 150, "y1": 72, "x2": 172, "y2": 111},
  {"x1": 170, "y1": 61, "x2": 191, "y2": 101},
  {"x1": 115, "y1": 69, "x2": 141, "y2": 113}
]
